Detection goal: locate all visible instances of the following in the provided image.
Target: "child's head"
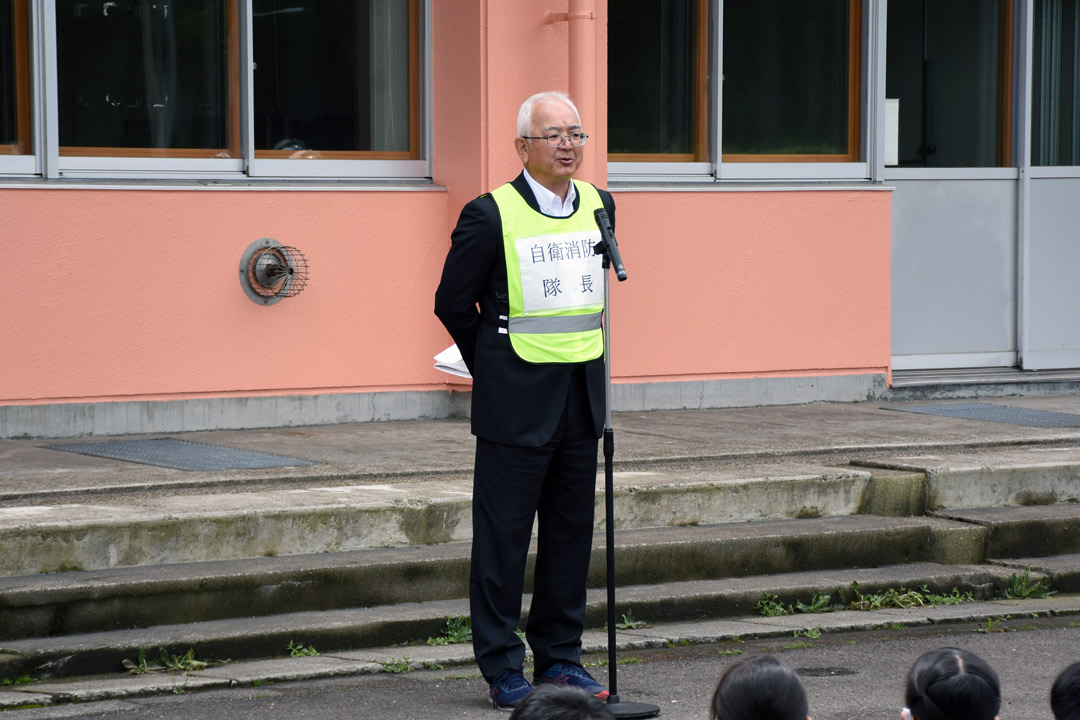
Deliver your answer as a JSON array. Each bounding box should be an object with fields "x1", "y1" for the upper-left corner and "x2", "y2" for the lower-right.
[
  {"x1": 904, "y1": 647, "x2": 1000, "y2": 720},
  {"x1": 1051, "y1": 661, "x2": 1080, "y2": 720},
  {"x1": 710, "y1": 655, "x2": 809, "y2": 720},
  {"x1": 508, "y1": 685, "x2": 614, "y2": 720}
]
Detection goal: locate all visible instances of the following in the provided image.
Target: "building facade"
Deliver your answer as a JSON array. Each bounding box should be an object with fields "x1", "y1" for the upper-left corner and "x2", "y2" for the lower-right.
[{"x1": 1, "y1": 0, "x2": 1077, "y2": 438}]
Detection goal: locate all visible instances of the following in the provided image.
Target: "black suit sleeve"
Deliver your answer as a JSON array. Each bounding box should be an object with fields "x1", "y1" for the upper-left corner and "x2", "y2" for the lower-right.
[{"x1": 434, "y1": 195, "x2": 501, "y2": 375}]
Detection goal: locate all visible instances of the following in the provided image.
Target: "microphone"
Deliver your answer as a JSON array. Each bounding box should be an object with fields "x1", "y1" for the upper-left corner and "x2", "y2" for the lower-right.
[{"x1": 593, "y1": 208, "x2": 627, "y2": 281}]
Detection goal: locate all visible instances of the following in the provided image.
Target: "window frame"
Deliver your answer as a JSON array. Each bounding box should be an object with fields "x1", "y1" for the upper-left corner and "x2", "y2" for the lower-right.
[
  {"x1": 608, "y1": 0, "x2": 871, "y2": 184},
  {"x1": 2, "y1": 0, "x2": 429, "y2": 181}
]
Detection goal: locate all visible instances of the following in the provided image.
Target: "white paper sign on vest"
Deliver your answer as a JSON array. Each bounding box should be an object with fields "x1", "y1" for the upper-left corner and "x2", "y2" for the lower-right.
[{"x1": 514, "y1": 230, "x2": 604, "y2": 314}]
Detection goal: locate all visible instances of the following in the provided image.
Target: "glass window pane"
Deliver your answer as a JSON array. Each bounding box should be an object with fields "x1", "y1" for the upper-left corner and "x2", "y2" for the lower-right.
[
  {"x1": 0, "y1": 0, "x2": 15, "y2": 147},
  {"x1": 1033, "y1": 0, "x2": 1080, "y2": 166},
  {"x1": 722, "y1": 0, "x2": 855, "y2": 158},
  {"x1": 608, "y1": 0, "x2": 701, "y2": 158},
  {"x1": 56, "y1": 0, "x2": 231, "y2": 156},
  {"x1": 253, "y1": 0, "x2": 415, "y2": 158},
  {"x1": 1, "y1": 0, "x2": 28, "y2": 153},
  {"x1": 885, "y1": 0, "x2": 1010, "y2": 168}
]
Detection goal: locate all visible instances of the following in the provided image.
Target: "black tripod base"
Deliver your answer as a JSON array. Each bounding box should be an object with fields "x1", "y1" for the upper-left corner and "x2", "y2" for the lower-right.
[{"x1": 607, "y1": 695, "x2": 661, "y2": 718}]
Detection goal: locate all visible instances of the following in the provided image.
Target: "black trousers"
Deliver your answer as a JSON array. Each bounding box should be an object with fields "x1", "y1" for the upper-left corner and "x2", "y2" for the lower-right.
[{"x1": 470, "y1": 371, "x2": 599, "y2": 683}]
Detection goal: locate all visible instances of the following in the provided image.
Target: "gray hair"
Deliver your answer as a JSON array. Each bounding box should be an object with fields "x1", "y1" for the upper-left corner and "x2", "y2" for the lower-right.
[{"x1": 517, "y1": 91, "x2": 581, "y2": 138}]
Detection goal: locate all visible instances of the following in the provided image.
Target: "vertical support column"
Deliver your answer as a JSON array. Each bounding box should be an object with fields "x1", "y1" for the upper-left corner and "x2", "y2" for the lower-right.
[
  {"x1": 38, "y1": 0, "x2": 60, "y2": 178},
  {"x1": 1016, "y1": 0, "x2": 1034, "y2": 367}
]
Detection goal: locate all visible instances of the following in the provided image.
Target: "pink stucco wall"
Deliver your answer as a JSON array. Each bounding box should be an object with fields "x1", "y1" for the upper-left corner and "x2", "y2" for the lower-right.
[
  {"x1": 2, "y1": 188, "x2": 451, "y2": 403},
  {"x1": 609, "y1": 190, "x2": 891, "y2": 382},
  {"x1": 1, "y1": 0, "x2": 890, "y2": 409}
]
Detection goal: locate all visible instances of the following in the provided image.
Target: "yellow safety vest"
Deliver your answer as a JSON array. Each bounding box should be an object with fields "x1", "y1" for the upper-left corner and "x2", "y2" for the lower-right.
[{"x1": 491, "y1": 181, "x2": 606, "y2": 364}]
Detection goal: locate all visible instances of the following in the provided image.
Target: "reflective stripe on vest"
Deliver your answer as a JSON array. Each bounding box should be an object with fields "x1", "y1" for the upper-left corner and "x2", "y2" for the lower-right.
[
  {"x1": 507, "y1": 312, "x2": 603, "y2": 334},
  {"x1": 491, "y1": 180, "x2": 606, "y2": 364}
]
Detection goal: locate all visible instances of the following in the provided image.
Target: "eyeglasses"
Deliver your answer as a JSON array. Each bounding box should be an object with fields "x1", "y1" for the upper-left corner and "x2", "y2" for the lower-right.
[{"x1": 521, "y1": 132, "x2": 589, "y2": 148}]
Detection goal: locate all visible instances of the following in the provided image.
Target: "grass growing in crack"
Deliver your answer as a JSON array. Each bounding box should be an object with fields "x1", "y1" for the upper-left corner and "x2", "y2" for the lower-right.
[
  {"x1": 796, "y1": 592, "x2": 841, "y2": 614},
  {"x1": 379, "y1": 657, "x2": 412, "y2": 674},
  {"x1": 756, "y1": 593, "x2": 793, "y2": 617},
  {"x1": 665, "y1": 638, "x2": 693, "y2": 648},
  {"x1": 427, "y1": 615, "x2": 472, "y2": 646},
  {"x1": 288, "y1": 641, "x2": 319, "y2": 657},
  {"x1": 976, "y1": 615, "x2": 1011, "y2": 634},
  {"x1": 603, "y1": 611, "x2": 649, "y2": 631},
  {"x1": 718, "y1": 648, "x2": 744, "y2": 657},
  {"x1": 1000, "y1": 567, "x2": 1056, "y2": 599},
  {"x1": 1, "y1": 675, "x2": 36, "y2": 686},
  {"x1": 849, "y1": 582, "x2": 928, "y2": 611},
  {"x1": 442, "y1": 672, "x2": 483, "y2": 681},
  {"x1": 758, "y1": 583, "x2": 976, "y2": 619},
  {"x1": 794, "y1": 627, "x2": 822, "y2": 640},
  {"x1": 123, "y1": 648, "x2": 211, "y2": 675},
  {"x1": 616, "y1": 611, "x2": 648, "y2": 630},
  {"x1": 922, "y1": 586, "x2": 974, "y2": 605}
]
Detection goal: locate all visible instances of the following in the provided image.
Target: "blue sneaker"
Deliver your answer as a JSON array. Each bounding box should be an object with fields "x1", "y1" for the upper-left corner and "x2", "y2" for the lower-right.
[
  {"x1": 535, "y1": 662, "x2": 610, "y2": 700},
  {"x1": 490, "y1": 668, "x2": 533, "y2": 710}
]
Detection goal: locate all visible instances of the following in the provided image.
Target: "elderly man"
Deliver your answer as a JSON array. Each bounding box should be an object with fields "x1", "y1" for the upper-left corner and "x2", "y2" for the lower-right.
[{"x1": 434, "y1": 91, "x2": 616, "y2": 710}]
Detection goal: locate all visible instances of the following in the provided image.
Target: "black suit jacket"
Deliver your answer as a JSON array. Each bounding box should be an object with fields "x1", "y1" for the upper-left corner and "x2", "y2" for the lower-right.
[{"x1": 434, "y1": 173, "x2": 616, "y2": 447}]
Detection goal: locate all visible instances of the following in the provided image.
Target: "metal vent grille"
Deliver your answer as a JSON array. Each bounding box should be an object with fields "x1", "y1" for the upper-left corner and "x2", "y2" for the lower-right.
[
  {"x1": 47, "y1": 438, "x2": 320, "y2": 471},
  {"x1": 884, "y1": 402, "x2": 1080, "y2": 428}
]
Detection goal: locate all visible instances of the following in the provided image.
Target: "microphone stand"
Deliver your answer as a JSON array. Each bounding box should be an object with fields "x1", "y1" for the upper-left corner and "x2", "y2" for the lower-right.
[{"x1": 594, "y1": 222, "x2": 661, "y2": 719}]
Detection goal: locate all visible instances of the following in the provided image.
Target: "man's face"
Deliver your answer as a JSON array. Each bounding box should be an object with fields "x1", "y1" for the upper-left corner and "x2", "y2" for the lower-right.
[{"x1": 515, "y1": 100, "x2": 583, "y2": 195}]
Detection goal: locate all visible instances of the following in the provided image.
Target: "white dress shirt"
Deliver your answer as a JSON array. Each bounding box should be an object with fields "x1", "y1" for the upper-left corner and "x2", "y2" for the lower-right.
[{"x1": 522, "y1": 169, "x2": 577, "y2": 218}]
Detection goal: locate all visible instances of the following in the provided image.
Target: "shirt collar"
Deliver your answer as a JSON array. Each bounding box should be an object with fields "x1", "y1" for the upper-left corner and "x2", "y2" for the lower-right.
[{"x1": 522, "y1": 169, "x2": 576, "y2": 217}]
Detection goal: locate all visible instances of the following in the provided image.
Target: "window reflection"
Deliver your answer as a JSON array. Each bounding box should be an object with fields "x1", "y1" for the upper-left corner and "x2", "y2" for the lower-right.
[
  {"x1": 1, "y1": 0, "x2": 14, "y2": 147},
  {"x1": 1, "y1": 0, "x2": 29, "y2": 154},
  {"x1": 56, "y1": 0, "x2": 231, "y2": 155},
  {"x1": 252, "y1": 0, "x2": 412, "y2": 157},
  {"x1": 608, "y1": 0, "x2": 702, "y2": 158},
  {"x1": 886, "y1": 0, "x2": 1012, "y2": 168},
  {"x1": 722, "y1": 0, "x2": 856, "y2": 159},
  {"x1": 1033, "y1": 0, "x2": 1080, "y2": 166}
]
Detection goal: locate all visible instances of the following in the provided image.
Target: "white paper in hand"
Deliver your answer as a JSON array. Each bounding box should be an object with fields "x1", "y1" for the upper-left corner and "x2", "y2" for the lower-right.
[{"x1": 434, "y1": 344, "x2": 472, "y2": 379}]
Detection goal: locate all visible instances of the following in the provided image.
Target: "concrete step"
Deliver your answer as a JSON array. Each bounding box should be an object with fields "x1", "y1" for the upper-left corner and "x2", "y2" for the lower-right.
[
  {"x1": 7, "y1": 445, "x2": 1080, "y2": 579},
  {"x1": 0, "y1": 461, "x2": 903, "y2": 577},
  {"x1": 852, "y1": 446, "x2": 1080, "y2": 509},
  {"x1": 6, "y1": 594, "x2": 1080, "y2": 710},
  {"x1": 4, "y1": 505, "x2": 1078, "y2": 679},
  {"x1": 992, "y1": 554, "x2": 1080, "y2": 594},
  {"x1": 935, "y1": 504, "x2": 1080, "y2": 558},
  {"x1": 0, "y1": 514, "x2": 990, "y2": 641},
  {"x1": 4, "y1": 435, "x2": 1080, "y2": 685},
  {"x1": 2, "y1": 560, "x2": 1063, "y2": 681}
]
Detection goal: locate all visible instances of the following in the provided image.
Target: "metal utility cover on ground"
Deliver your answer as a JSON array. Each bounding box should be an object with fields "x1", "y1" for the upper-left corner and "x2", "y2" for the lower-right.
[
  {"x1": 886, "y1": 402, "x2": 1080, "y2": 428},
  {"x1": 47, "y1": 438, "x2": 320, "y2": 471}
]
